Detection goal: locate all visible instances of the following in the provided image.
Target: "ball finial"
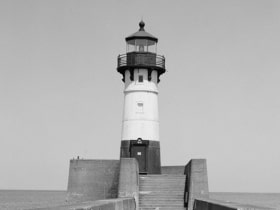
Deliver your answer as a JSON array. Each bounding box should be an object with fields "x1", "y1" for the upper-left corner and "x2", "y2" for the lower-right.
[{"x1": 139, "y1": 20, "x2": 145, "y2": 31}]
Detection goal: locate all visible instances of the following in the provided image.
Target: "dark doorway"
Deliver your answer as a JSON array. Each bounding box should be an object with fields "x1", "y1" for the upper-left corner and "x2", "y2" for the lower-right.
[{"x1": 131, "y1": 145, "x2": 147, "y2": 173}]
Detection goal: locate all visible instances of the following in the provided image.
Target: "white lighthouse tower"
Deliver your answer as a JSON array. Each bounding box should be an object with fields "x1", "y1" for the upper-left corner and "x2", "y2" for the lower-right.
[{"x1": 117, "y1": 21, "x2": 166, "y2": 174}]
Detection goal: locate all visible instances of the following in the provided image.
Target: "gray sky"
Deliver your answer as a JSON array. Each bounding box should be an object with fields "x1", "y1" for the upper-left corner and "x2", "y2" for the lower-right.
[{"x1": 0, "y1": 0, "x2": 279, "y2": 192}]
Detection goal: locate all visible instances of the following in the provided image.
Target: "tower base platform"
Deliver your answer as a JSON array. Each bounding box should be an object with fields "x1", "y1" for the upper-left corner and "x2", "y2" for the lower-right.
[{"x1": 66, "y1": 158, "x2": 210, "y2": 209}]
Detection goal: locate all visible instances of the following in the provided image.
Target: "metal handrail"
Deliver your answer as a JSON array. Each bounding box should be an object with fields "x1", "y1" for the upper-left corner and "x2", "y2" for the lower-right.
[{"x1": 117, "y1": 53, "x2": 165, "y2": 69}]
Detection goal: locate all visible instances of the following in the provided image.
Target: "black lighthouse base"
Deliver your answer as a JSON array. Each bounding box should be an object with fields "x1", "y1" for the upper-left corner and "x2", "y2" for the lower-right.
[{"x1": 120, "y1": 140, "x2": 161, "y2": 174}]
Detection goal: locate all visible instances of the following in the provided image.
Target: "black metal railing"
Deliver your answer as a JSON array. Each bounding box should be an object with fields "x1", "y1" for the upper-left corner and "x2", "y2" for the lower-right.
[{"x1": 117, "y1": 52, "x2": 165, "y2": 70}]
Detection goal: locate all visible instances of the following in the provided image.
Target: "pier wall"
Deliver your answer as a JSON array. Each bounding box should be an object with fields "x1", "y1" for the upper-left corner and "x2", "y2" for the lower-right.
[
  {"x1": 185, "y1": 159, "x2": 209, "y2": 210},
  {"x1": 32, "y1": 198, "x2": 136, "y2": 210},
  {"x1": 67, "y1": 159, "x2": 120, "y2": 203},
  {"x1": 193, "y1": 198, "x2": 274, "y2": 210},
  {"x1": 118, "y1": 158, "x2": 139, "y2": 210},
  {"x1": 161, "y1": 165, "x2": 185, "y2": 174}
]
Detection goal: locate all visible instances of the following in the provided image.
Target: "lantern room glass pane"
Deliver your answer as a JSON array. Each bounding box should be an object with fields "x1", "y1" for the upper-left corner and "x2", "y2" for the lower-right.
[
  {"x1": 126, "y1": 39, "x2": 157, "y2": 53},
  {"x1": 127, "y1": 44, "x2": 135, "y2": 52},
  {"x1": 147, "y1": 43, "x2": 156, "y2": 53},
  {"x1": 127, "y1": 39, "x2": 135, "y2": 53},
  {"x1": 135, "y1": 39, "x2": 146, "y2": 52}
]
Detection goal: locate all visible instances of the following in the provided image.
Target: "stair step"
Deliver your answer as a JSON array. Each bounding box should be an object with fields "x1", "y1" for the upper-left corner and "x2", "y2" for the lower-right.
[
  {"x1": 140, "y1": 188, "x2": 184, "y2": 190},
  {"x1": 140, "y1": 202, "x2": 184, "y2": 205},
  {"x1": 141, "y1": 180, "x2": 185, "y2": 181},
  {"x1": 140, "y1": 178, "x2": 186, "y2": 181},
  {"x1": 140, "y1": 195, "x2": 184, "y2": 198},
  {"x1": 140, "y1": 204, "x2": 185, "y2": 208},
  {"x1": 140, "y1": 193, "x2": 184, "y2": 197},
  {"x1": 140, "y1": 201, "x2": 184, "y2": 205},
  {"x1": 141, "y1": 181, "x2": 185, "y2": 183},
  {"x1": 140, "y1": 181, "x2": 185, "y2": 183},
  {"x1": 140, "y1": 197, "x2": 184, "y2": 200},
  {"x1": 139, "y1": 197, "x2": 184, "y2": 200},
  {"x1": 139, "y1": 207, "x2": 186, "y2": 210},
  {"x1": 140, "y1": 190, "x2": 185, "y2": 193},
  {"x1": 139, "y1": 175, "x2": 186, "y2": 209},
  {"x1": 140, "y1": 186, "x2": 184, "y2": 188},
  {"x1": 140, "y1": 179, "x2": 186, "y2": 181},
  {"x1": 140, "y1": 183, "x2": 185, "y2": 186},
  {"x1": 140, "y1": 178, "x2": 186, "y2": 180},
  {"x1": 140, "y1": 198, "x2": 184, "y2": 201},
  {"x1": 140, "y1": 180, "x2": 185, "y2": 182},
  {"x1": 140, "y1": 181, "x2": 186, "y2": 184},
  {"x1": 140, "y1": 188, "x2": 185, "y2": 191},
  {"x1": 140, "y1": 175, "x2": 186, "y2": 176},
  {"x1": 140, "y1": 180, "x2": 185, "y2": 181}
]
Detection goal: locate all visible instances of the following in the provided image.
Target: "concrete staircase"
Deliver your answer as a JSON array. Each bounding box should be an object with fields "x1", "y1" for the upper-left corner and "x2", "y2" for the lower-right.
[{"x1": 139, "y1": 174, "x2": 186, "y2": 210}]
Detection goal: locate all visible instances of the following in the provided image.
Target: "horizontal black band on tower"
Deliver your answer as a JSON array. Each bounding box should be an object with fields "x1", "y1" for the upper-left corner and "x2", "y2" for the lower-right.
[
  {"x1": 120, "y1": 140, "x2": 160, "y2": 148},
  {"x1": 117, "y1": 65, "x2": 166, "y2": 75},
  {"x1": 117, "y1": 66, "x2": 165, "y2": 83}
]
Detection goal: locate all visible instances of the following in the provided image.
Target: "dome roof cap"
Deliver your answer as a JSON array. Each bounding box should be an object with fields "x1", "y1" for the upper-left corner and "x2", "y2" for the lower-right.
[{"x1": 125, "y1": 21, "x2": 158, "y2": 42}]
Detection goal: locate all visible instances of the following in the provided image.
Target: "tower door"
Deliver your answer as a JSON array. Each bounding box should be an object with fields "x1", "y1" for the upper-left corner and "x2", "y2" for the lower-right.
[{"x1": 131, "y1": 145, "x2": 147, "y2": 173}]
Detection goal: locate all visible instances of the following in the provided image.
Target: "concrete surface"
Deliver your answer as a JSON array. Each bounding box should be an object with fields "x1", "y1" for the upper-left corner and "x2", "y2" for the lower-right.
[
  {"x1": 118, "y1": 158, "x2": 139, "y2": 210},
  {"x1": 161, "y1": 165, "x2": 185, "y2": 174},
  {"x1": 30, "y1": 198, "x2": 135, "y2": 210},
  {"x1": 193, "y1": 198, "x2": 275, "y2": 210},
  {"x1": 185, "y1": 159, "x2": 209, "y2": 210},
  {"x1": 67, "y1": 159, "x2": 120, "y2": 203},
  {"x1": 139, "y1": 174, "x2": 186, "y2": 209}
]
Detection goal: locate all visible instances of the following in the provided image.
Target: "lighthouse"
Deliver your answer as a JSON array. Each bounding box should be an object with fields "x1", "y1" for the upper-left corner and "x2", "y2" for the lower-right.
[{"x1": 117, "y1": 21, "x2": 166, "y2": 174}]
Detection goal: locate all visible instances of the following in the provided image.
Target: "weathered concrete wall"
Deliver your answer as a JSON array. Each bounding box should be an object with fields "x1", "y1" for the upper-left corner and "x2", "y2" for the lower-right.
[
  {"x1": 67, "y1": 159, "x2": 120, "y2": 203},
  {"x1": 193, "y1": 198, "x2": 275, "y2": 210},
  {"x1": 161, "y1": 165, "x2": 185, "y2": 174},
  {"x1": 31, "y1": 198, "x2": 136, "y2": 210},
  {"x1": 118, "y1": 158, "x2": 139, "y2": 210},
  {"x1": 194, "y1": 199, "x2": 235, "y2": 210},
  {"x1": 185, "y1": 159, "x2": 209, "y2": 210}
]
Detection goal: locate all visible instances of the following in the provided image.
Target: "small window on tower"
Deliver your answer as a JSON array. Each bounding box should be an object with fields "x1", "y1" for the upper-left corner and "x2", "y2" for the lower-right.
[
  {"x1": 137, "y1": 102, "x2": 144, "y2": 113},
  {"x1": 138, "y1": 75, "x2": 143, "y2": 83}
]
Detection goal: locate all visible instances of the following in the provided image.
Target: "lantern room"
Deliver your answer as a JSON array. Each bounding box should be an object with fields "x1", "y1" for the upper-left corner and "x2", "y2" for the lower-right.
[
  {"x1": 126, "y1": 21, "x2": 158, "y2": 53},
  {"x1": 117, "y1": 21, "x2": 166, "y2": 82}
]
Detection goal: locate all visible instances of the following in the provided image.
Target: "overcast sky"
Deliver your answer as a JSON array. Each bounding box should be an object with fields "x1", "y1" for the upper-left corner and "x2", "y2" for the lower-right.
[{"x1": 0, "y1": 0, "x2": 279, "y2": 192}]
